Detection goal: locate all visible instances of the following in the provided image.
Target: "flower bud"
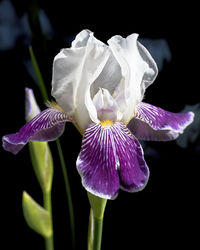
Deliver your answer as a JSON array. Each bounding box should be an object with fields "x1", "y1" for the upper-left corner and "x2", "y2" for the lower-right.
[
  {"x1": 29, "y1": 141, "x2": 53, "y2": 193},
  {"x1": 22, "y1": 191, "x2": 52, "y2": 238}
]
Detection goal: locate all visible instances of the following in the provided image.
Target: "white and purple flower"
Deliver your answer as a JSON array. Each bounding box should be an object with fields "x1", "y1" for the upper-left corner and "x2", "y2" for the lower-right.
[{"x1": 2, "y1": 30, "x2": 194, "y2": 199}]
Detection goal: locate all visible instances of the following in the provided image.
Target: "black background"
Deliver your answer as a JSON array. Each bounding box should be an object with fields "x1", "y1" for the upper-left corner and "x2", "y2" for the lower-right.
[{"x1": 1, "y1": 1, "x2": 199, "y2": 249}]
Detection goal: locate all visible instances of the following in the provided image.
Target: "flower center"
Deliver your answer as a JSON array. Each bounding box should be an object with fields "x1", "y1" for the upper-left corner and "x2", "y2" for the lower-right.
[{"x1": 100, "y1": 120, "x2": 113, "y2": 128}]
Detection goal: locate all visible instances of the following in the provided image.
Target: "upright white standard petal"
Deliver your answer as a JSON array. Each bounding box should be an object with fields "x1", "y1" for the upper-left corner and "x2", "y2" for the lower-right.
[
  {"x1": 76, "y1": 35, "x2": 110, "y2": 129},
  {"x1": 108, "y1": 34, "x2": 158, "y2": 124},
  {"x1": 72, "y1": 29, "x2": 93, "y2": 48},
  {"x1": 52, "y1": 29, "x2": 93, "y2": 119},
  {"x1": 51, "y1": 46, "x2": 86, "y2": 116},
  {"x1": 90, "y1": 52, "x2": 122, "y2": 98},
  {"x1": 52, "y1": 30, "x2": 110, "y2": 131}
]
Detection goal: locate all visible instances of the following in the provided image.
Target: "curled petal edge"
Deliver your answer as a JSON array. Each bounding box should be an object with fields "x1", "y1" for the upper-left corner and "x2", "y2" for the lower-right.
[
  {"x1": 2, "y1": 108, "x2": 72, "y2": 154},
  {"x1": 128, "y1": 102, "x2": 194, "y2": 141}
]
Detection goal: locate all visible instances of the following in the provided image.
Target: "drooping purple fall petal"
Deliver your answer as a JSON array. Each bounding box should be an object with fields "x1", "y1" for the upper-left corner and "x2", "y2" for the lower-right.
[
  {"x1": 128, "y1": 102, "x2": 194, "y2": 141},
  {"x1": 76, "y1": 121, "x2": 149, "y2": 199},
  {"x1": 112, "y1": 123, "x2": 149, "y2": 192},
  {"x1": 2, "y1": 108, "x2": 70, "y2": 154},
  {"x1": 76, "y1": 123, "x2": 120, "y2": 199}
]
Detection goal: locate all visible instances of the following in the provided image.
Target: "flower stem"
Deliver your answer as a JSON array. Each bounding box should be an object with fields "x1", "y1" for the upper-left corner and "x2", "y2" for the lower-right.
[
  {"x1": 88, "y1": 209, "x2": 93, "y2": 250},
  {"x1": 87, "y1": 193, "x2": 107, "y2": 250},
  {"x1": 92, "y1": 214, "x2": 104, "y2": 250},
  {"x1": 43, "y1": 191, "x2": 54, "y2": 250},
  {"x1": 56, "y1": 139, "x2": 75, "y2": 249}
]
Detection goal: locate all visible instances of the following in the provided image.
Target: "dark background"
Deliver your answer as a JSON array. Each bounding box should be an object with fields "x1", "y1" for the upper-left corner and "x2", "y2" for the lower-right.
[{"x1": 1, "y1": 1, "x2": 199, "y2": 249}]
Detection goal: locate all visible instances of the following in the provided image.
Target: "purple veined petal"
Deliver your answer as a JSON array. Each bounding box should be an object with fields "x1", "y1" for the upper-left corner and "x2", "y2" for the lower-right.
[
  {"x1": 77, "y1": 123, "x2": 120, "y2": 199},
  {"x1": 112, "y1": 122, "x2": 149, "y2": 192},
  {"x1": 128, "y1": 102, "x2": 194, "y2": 141},
  {"x1": 76, "y1": 121, "x2": 149, "y2": 199},
  {"x1": 2, "y1": 108, "x2": 71, "y2": 154}
]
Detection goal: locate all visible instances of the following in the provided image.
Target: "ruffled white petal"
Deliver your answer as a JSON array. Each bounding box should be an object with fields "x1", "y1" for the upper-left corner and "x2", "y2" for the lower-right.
[
  {"x1": 51, "y1": 46, "x2": 86, "y2": 116},
  {"x1": 51, "y1": 29, "x2": 95, "y2": 119},
  {"x1": 71, "y1": 29, "x2": 93, "y2": 48},
  {"x1": 111, "y1": 77, "x2": 127, "y2": 119},
  {"x1": 78, "y1": 35, "x2": 110, "y2": 128},
  {"x1": 52, "y1": 30, "x2": 158, "y2": 131},
  {"x1": 52, "y1": 30, "x2": 110, "y2": 131},
  {"x1": 137, "y1": 41, "x2": 158, "y2": 94},
  {"x1": 108, "y1": 34, "x2": 158, "y2": 124},
  {"x1": 90, "y1": 53, "x2": 122, "y2": 98}
]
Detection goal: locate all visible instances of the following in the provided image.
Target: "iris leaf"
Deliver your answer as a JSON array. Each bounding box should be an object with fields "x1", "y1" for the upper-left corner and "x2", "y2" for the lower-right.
[{"x1": 29, "y1": 46, "x2": 48, "y2": 102}]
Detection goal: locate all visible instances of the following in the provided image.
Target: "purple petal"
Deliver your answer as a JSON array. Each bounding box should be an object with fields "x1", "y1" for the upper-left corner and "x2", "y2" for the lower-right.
[
  {"x1": 113, "y1": 123, "x2": 149, "y2": 192},
  {"x1": 128, "y1": 102, "x2": 194, "y2": 141},
  {"x1": 2, "y1": 108, "x2": 70, "y2": 154},
  {"x1": 76, "y1": 122, "x2": 149, "y2": 199},
  {"x1": 77, "y1": 123, "x2": 120, "y2": 199}
]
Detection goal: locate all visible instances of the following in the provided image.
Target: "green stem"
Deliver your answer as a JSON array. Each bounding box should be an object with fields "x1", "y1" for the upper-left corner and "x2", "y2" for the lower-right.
[
  {"x1": 43, "y1": 191, "x2": 54, "y2": 250},
  {"x1": 93, "y1": 215, "x2": 103, "y2": 250},
  {"x1": 29, "y1": 46, "x2": 48, "y2": 102},
  {"x1": 88, "y1": 209, "x2": 93, "y2": 250},
  {"x1": 56, "y1": 139, "x2": 75, "y2": 249},
  {"x1": 87, "y1": 193, "x2": 107, "y2": 250}
]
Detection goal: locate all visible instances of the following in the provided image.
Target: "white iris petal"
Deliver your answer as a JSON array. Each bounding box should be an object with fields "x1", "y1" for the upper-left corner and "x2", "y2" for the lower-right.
[
  {"x1": 90, "y1": 52, "x2": 122, "y2": 98},
  {"x1": 52, "y1": 29, "x2": 158, "y2": 131},
  {"x1": 71, "y1": 29, "x2": 92, "y2": 48},
  {"x1": 108, "y1": 34, "x2": 158, "y2": 124},
  {"x1": 52, "y1": 30, "x2": 110, "y2": 131}
]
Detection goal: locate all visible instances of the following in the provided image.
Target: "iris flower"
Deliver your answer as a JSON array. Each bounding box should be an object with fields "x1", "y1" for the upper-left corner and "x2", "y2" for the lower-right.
[{"x1": 2, "y1": 30, "x2": 194, "y2": 199}]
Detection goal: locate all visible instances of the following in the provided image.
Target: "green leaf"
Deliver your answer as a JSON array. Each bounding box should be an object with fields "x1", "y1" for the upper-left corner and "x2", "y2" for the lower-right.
[
  {"x1": 22, "y1": 191, "x2": 52, "y2": 238},
  {"x1": 29, "y1": 141, "x2": 53, "y2": 193},
  {"x1": 29, "y1": 46, "x2": 48, "y2": 101}
]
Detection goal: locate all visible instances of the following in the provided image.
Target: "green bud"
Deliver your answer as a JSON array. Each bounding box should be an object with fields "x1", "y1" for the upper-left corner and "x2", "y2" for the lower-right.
[
  {"x1": 87, "y1": 192, "x2": 107, "y2": 220},
  {"x1": 22, "y1": 191, "x2": 52, "y2": 238},
  {"x1": 29, "y1": 141, "x2": 53, "y2": 193}
]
